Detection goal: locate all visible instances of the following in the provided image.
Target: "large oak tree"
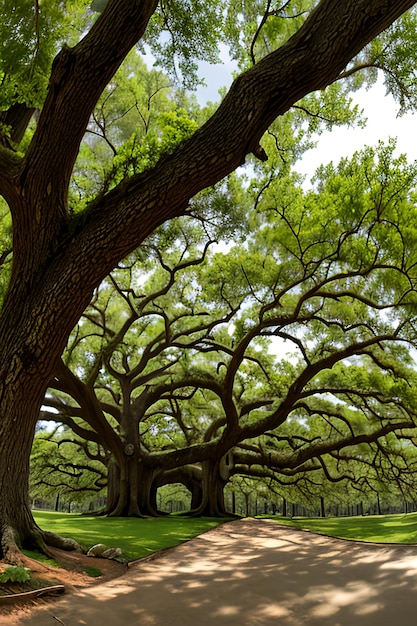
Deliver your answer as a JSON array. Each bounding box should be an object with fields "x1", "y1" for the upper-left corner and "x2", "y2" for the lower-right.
[
  {"x1": 40, "y1": 142, "x2": 417, "y2": 519},
  {"x1": 0, "y1": 0, "x2": 416, "y2": 561}
]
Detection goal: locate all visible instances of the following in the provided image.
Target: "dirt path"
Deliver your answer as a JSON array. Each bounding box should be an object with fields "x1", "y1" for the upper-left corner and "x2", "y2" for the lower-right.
[{"x1": 5, "y1": 518, "x2": 417, "y2": 625}]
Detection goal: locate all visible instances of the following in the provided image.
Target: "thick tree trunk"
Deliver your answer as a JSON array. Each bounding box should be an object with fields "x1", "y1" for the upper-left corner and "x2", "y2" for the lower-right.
[
  {"x1": 104, "y1": 458, "x2": 204, "y2": 517},
  {"x1": 0, "y1": 403, "x2": 41, "y2": 561},
  {"x1": 103, "y1": 454, "x2": 159, "y2": 517},
  {"x1": 137, "y1": 466, "x2": 159, "y2": 516},
  {"x1": 0, "y1": 293, "x2": 54, "y2": 560},
  {"x1": 0, "y1": 375, "x2": 80, "y2": 558},
  {"x1": 0, "y1": 238, "x2": 100, "y2": 557},
  {"x1": 103, "y1": 458, "x2": 123, "y2": 515},
  {"x1": 191, "y1": 456, "x2": 232, "y2": 517},
  {"x1": 104, "y1": 456, "x2": 143, "y2": 517}
]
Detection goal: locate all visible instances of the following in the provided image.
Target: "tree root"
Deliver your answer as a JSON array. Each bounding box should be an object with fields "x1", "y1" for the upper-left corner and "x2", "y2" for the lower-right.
[
  {"x1": 41, "y1": 531, "x2": 82, "y2": 553},
  {"x1": 0, "y1": 584, "x2": 65, "y2": 603}
]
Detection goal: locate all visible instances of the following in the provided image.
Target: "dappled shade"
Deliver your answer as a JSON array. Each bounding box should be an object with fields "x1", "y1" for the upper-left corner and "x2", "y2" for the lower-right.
[{"x1": 19, "y1": 519, "x2": 417, "y2": 625}]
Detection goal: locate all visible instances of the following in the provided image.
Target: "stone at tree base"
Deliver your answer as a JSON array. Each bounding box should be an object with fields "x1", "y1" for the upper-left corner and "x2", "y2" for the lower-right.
[
  {"x1": 86, "y1": 544, "x2": 107, "y2": 557},
  {"x1": 86, "y1": 545, "x2": 122, "y2": 559},
  {"x1": 101, "y1": 548, "x2": 122, "y2": 560}
]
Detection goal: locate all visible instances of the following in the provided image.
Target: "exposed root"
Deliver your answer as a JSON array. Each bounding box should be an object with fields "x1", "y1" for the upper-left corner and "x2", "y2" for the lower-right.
[
  {"x1": 0, "y1": 521, "x2": 82, "y2": 574},
  {"x1": 0, "y1": 585, "x2": 65, "y2": 603},
  {"x1": 41, "y1": 531, "x2": 82, "y2": 553},
  {"x1": 1, "y1": 526, "x2": 34, "y2": 566}
]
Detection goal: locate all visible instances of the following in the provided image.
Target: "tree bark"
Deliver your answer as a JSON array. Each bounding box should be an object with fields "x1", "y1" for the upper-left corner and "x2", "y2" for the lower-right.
[
  {"x1": 320, "y1": 496, "x2": 326, "y2": 518},
  {"x1": 191, "y1": 455, "x2": 233, "y2": 517},
  {"x1": 103, "y1": 455, "x2": 144, "y2": 517},
  {"x1": 102, "y1": 454, "x2": 160, "y2": 517}
]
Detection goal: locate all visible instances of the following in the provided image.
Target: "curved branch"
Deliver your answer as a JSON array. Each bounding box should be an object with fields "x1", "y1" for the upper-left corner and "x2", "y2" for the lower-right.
[{"x1": 59, "y1": 0, "x2": 417, "y2": 286}]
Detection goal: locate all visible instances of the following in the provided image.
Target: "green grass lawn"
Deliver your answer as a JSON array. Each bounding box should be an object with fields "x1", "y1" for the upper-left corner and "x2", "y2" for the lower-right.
[
  {"x1": 33, "y1": 510, "x2": 227, "y2": 561},
  {"x1": 32, "y1": 509, "x2": 417, "y2": 566},
  {"x1": 265, "y1": 512, "x2": 417, "y2": 544}
]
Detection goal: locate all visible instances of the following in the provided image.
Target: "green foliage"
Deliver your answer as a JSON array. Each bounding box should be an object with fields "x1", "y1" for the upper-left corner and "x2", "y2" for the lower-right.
[
  {"x1": 5, "y1": 1, "x2": 417, "y2": 516},
  {"x1": 0, "y1": 566, "x2": 31, "y2": 583},
  {"x1": 363, "y1": 8, "x2": 417, "y2": 113},
  {"x1": 111, "y1": 107, "x2": 199, "y2": 185},
  {"x1": 225, "y1": 0, "x2": 308, "y2": 70},
  {"x1": 30, "y1": 430, "x2": 107, "y2": 504},
  {"x1": 44, "y1": 137, "x2": 417, "y2": 514},
  {"x1": 144, "y1": 0, "x2": 225, "y2": 88},
  {"x1": 0, "y1": 0, "x2": 90, "y2": 110}
]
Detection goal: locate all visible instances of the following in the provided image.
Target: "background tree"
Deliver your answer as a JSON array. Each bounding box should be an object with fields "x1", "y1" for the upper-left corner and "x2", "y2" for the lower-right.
[
  {"x1": 30, "y1": 428, "x2": 107, "y2": 513},
  {"x1": 39, "y1": 142, "x2": 417, "y2": 517}
]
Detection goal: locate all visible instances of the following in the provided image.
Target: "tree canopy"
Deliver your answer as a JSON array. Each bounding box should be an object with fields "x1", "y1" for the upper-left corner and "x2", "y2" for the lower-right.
[
  {"x1": 37, "y1": 139, "x2": 417, "y2": 517},
  {"x1": 1, "y1": 0, "x2": 417, "y2": 561}
]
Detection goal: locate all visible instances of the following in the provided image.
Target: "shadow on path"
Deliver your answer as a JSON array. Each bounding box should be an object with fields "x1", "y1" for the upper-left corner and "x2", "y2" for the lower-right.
[{"x1": 15, "y1": 518, "x2": 417, "y2": 625}]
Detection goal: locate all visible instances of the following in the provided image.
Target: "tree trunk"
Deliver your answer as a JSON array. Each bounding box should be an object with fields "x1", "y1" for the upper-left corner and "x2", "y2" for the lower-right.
[
  {"x1": 190, "y1": 458, "x2": 230, "y2": 517},
  {"x1": 103, "y1": 453, "x2": 162, "y2": 517},
  {"x1": 103, "y1": 458, "x2": 123, "y2": 515},
  {"x1": 137, "y1": 465, "x2": 159, "y2": 516},
  {"x1": 103, "y1": 454, "x2": 143, "y2": 517},
  {"x1": 282, "y1": 497, "x2": 287, "y2": 517},
  {"x1": 190, "y1": 480, "x2": 203, "y2": 511},
  {"x1": 0, "y1": 359, "x2": 80, "y2": 560},
  {"x1": 320, "y1": 496, "x2": 326, "y2": 518},
  {"x1": 0, "y1": 404, "x2": 42, "y2": 561},
  {"x1": 0, "y1": 267, "x2": 120, "y2": 556}
]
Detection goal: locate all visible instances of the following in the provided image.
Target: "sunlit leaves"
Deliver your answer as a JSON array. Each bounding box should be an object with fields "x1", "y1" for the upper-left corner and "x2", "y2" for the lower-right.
[
  {"x1": 144, "y1": 0, "x2": 226, "y2": 88},
  {"x1": 225, "y1": 0, "x2": 309, "y2": 70},
  {"x1": 366, "y1": 7, "x2": 417, "y2": 113},
  {"x1": 0, "y1": 0, "x2": 90, "y2": 110},
  {"x1": 111, "y1": 107, "x2": 198, "y2": 183}
]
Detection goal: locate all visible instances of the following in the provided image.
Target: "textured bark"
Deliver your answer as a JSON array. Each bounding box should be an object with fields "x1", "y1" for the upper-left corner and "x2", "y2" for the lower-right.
[
  {"x1": 103, "y1": 455, "x2": 158, "y2": 517},
  {"x1": 0, "y1": 104, "x2": 35, "y2": 147},
  {"x1": 107, "y1": 462, "x2": 142, "y2": 517},
  {"x1": 191, "y1": 455, "x2": 234, "y2": 517},
  {"x1": 105, "y1": 460, "x2": 205, "y2": 517},
  {"x1": 0, "y1": 0, "x2": 415, "y2": 555}
]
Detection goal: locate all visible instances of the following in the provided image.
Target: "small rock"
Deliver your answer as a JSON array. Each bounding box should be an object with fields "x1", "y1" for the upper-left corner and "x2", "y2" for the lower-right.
[
  {"x1": 87, "y1": 543, "x2": 108, "y2": 557},
  {"x1": 101, "y1": 547, "x2": 122, "y2": 560}
]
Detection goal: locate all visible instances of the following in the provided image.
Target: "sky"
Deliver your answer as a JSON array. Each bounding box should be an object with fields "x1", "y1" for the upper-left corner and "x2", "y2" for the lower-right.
[
  {"x1": 296, "y1": 80, "x2": 417, "y2": 183},
  {"x1": 194, "y1": 54, "x2": 417, "y2": 186},
  {"x1": 193, "y1": 54, "x2": 417, "y2": 361}
]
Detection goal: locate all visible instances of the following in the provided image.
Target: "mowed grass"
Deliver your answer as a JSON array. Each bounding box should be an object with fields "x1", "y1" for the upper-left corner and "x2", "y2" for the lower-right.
[
  {"x1": 266, "y1": 512, "x2": 417, "y2": 544},
  {"x1": 33, "y1": 510, "x2": 417, "y2": 565},
  {"x1": 33, "y1": 511, "x2": 227, "y2": 561}
]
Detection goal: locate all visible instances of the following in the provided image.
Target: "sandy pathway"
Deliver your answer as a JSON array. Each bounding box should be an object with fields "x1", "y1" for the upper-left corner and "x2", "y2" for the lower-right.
[{"x1": 10, "y1": 518, "x2": 417, "y2": 625}]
